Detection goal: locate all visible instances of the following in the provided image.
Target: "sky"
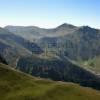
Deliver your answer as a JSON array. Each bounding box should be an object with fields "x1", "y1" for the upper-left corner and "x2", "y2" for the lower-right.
[{"x1": 0, "y1": 0, "x2": 99, "y2": 28}]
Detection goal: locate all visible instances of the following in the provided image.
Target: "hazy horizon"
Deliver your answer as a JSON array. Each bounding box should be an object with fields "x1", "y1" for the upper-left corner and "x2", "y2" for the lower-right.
[
  {"x1": 2, "y1": 23, "x2": 100, "y2": 30},
  {"x1": 0, "y1": 0, "x2": 99, "y2": 28}
]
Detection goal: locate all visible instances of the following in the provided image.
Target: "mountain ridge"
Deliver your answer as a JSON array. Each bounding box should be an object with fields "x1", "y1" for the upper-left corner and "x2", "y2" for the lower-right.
[{"x1": 4, "y1": 23, "x2": 100, "y2": 30}]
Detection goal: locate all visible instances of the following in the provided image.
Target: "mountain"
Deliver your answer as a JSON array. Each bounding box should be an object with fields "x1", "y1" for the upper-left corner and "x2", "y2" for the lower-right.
[
  {"x1": 5, "y1": 23, "x2": 77, "y2": 40},
  {"x1": 0, "y1": 27, "x2": 43, "y2": 54},
  {"x1": 36, "y1": 25, "x2": 100, "y2": 75},
  {"x1": 1, "y1": 23, "x2": 100, "y2": 90},
  {"x1": 17, "y1": 55, "x2": 100, "y2": 90},
  {"x1": 0, "y1": 27, "x2": 43, "y2": 65},
  {"x1": 5, "y1": 25, "x2": 45, "y2": 40},
  {"x1": 38, "y1": 25, "x2": 100, "y2": 60},
  {"x1": 0, "y1": 63, "x2": 100, "y2": 100},
  {"x1": 5, "y1": 24, "x2": 100, "y2": 61}
]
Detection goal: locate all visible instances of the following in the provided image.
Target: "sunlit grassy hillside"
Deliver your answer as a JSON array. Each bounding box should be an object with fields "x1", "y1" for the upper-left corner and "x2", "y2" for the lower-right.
[{"x1": 0, "y1": 63, "x2": 100, "y2": 100}]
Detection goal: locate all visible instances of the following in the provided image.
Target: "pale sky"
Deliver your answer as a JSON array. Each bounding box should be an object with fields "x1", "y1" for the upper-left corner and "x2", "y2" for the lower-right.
[{"x1": 0, "y1": 0, "x2": 100, "y2": 28}]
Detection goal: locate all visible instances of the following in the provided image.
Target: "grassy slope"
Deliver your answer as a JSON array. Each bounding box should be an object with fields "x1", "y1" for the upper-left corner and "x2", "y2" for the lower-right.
[
  {"x1": 77, "y1": 57, "x2": 100, "y2": 75},
  {"x1": 0, "y1": 63, "x2": 100, "y2": 100}
]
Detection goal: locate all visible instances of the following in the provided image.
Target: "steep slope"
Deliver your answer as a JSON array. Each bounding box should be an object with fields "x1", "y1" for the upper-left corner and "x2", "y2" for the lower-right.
[
  {"x1": 36, "y1": 25, "x2": 100, "y2": 76},
  {"x1": 0, "y1": 28, "x2": 43, "y2": 54},
  {"x1": 0, "y1": 27, "x2": 43, "y2": 65},
  {"x1": 38, "y1": 26, "x2": 100, "y2": 60},
  {"x1": 17, "y1": 55, "x2": 100, "y2": 90},
  {"x1": 5, "y1": 24, "x2": 100, "y2": 61},
  {"x1": 0, "y1": 39, "x2": 20, "y2": 66},
  {"x1": 78, "y1": 56, "x2": 100, "y2": 75},
  {"x1": 0, "y1": 63, "x2": 100, "y2": 100}
]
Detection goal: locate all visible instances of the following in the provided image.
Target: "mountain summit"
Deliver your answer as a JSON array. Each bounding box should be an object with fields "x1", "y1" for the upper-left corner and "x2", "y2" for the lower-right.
[{"x1": 57, "y1": 23, "x2": 77, "y2": 29}]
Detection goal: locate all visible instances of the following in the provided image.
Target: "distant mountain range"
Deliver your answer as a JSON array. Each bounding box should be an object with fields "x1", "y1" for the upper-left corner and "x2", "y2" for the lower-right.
[
  {"x1": 5, "y1": 23, "x2": 78, "y2": 39},
  {"x1": 0, "y1": 23, "x2": 100, "y2": 90}
]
